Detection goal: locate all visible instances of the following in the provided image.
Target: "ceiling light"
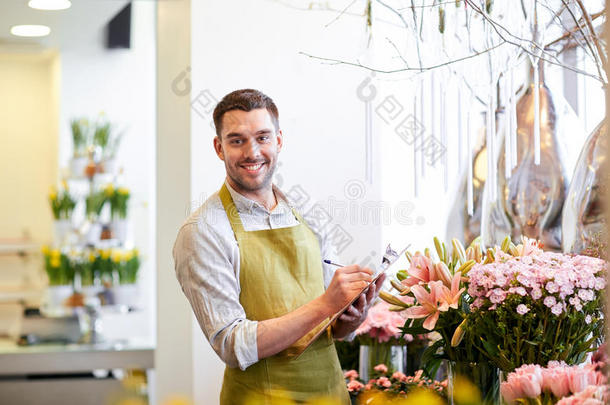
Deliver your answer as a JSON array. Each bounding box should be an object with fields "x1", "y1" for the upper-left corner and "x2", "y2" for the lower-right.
[
  {"x1": 10, "y1": 25, "x2": 51, "y2": 37},
  {"x1": 28, "y1": 0, "x2": 72, "y2": 10}
]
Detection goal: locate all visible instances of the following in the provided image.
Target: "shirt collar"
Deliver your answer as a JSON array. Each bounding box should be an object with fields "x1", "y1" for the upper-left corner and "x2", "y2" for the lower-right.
[{"x1": 224, "y1": 180, "x2": 293, "y2": 214}]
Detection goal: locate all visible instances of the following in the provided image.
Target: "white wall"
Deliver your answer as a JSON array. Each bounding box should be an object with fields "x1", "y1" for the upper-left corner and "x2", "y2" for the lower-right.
[
  {"x1": 189, "y1": 1, "x2": 387, "y2": 403},
  {"x1": 58, "y1": 2, "x2": 156, "y2": 341}
]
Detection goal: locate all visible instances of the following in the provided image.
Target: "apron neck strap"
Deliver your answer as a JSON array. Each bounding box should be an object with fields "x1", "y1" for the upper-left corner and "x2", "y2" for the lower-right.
[
  {"x1": 219, "y1": 183, "x2": 246, "y2": 235},
  {"x1": 219, "y1": 183, "x2": 306, "y2": 235},
  {"x1": 291, "y1": 208, "x2": 306, "y2": 225}
]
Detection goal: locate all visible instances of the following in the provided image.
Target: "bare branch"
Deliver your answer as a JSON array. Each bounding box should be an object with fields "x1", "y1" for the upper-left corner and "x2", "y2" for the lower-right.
[
  {"x1": 559, "y1": 0, "x2": 604, "y2": 81},
  {"x1": 324, "y1": 0, "x2": 359, "y2": 28},
  {"x1": 545, "y1": 10, "x2": 604, "y2": 49},
  {"x1": 464, "y1": 0, "x2": 605, "y2": 84},
  {"x1": 374, "y1": 0, "x2": 423, "y2": 70},
  {"x1": 299, "y1": 40, "x2": 507, "y2": 74},
  {"x1": 574, "y1": 0, "x2": 607, "y2": 69}
]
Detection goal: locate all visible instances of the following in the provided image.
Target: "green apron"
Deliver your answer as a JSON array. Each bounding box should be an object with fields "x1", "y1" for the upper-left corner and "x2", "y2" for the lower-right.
[{"x1": 218, "y1": 184, "x2": 349, "y2": 405}]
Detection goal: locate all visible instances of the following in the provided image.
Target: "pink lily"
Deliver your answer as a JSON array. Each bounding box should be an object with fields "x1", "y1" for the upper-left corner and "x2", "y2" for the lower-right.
[
  {"x1": 402, "y1": 253, "x2": 437, "y2": 287},
  {"x1": 438, "y1": 271, "x2": 465, "y2": 311},
  {"x1": 404, "y1": 281, "x2": 444, "y2": 330}
]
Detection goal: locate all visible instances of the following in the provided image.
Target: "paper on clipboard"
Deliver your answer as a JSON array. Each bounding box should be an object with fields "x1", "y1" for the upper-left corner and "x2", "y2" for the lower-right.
[{"x1": 293, "y1": 243, "x2": 410, "y2": 359}]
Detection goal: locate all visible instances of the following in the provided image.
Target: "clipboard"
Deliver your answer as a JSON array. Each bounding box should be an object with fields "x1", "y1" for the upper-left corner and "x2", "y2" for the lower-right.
[{"x1": 293, "y1": 243, "x2": 410, "y2": 358}]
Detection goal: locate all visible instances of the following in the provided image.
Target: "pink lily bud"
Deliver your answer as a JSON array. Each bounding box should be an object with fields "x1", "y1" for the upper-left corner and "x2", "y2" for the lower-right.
[{"x1": 434, "y1": 262, "x2": 453, "y2": 288}]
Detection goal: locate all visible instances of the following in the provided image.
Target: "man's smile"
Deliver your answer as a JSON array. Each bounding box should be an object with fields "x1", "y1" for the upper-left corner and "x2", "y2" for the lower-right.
[{"x1": 240, "y1": 162, "x2": 266, "y2": 174}]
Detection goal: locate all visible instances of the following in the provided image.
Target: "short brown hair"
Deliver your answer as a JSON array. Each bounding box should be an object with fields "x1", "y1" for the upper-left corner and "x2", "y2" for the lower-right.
[{"x1": 212, "y1": 89, "x2": 279, "y2": 137}]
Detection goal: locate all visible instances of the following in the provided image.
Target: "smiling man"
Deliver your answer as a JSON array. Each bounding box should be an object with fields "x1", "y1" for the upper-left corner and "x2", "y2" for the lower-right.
[{"x1": 172, "y1": 89, "x2": 384, "y2": 404}]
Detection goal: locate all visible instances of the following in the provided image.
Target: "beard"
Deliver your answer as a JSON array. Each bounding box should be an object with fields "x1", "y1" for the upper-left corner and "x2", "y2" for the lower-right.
[{"x1": 225, "y1": 157, "x2": 277, "y2": 194}]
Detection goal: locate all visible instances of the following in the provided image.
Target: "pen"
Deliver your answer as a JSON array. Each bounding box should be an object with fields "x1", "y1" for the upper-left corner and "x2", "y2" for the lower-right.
[{"x1": 323, "y1": 259, "x2": 345, "y2": 267}]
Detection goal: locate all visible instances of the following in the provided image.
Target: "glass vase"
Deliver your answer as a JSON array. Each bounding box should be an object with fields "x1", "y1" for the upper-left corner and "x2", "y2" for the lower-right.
[
  {"x1": 562, "y1": 119, "x2": 607, "y2": 257},
  {"x1": 405, "y1": 343, "x2": 427, "y2": 376},
  {"x1": 483, "y1": 60, "x2": 572, "y2": 250},
  {"x1": 358, "y1": 342, "x2": 407, "y2": 382},
  {"x1": 448, "y1": 361, "x2": 500, "y2": 405}
]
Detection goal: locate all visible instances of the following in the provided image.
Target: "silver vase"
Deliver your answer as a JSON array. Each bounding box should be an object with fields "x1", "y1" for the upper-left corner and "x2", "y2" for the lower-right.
[
  {"x1": 483, "y1": 62, "x2": 570, "y2": 250},
  {"x1": 562, "y1": 120, "x2": 607, "y2": 257}
]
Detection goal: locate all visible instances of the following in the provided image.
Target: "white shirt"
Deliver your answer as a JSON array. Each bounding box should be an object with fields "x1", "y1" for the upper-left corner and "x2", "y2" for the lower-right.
[{"x1": 172, "y1": 181, "x2": 341, "y2": 371}]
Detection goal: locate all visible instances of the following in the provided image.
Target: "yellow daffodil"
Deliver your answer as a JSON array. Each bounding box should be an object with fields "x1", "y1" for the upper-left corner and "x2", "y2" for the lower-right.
[
  {"x1": 104, "y1": 184, "x2": 115, "y2": 197},
  {"x1": 41, "y1": 245, "x2": 50, "y2": 255},
  {"x1": 88, "y1": 252, "x2": 96, "y2": 263},
  {"x1": 49, "y1": 186, "x2": 58, "y2": 200},
  {"x1": 50, "y1": 257, "x2": 61, "y2": 268},
  {"x1": 450, "y1": 376, "x2": 481, "y2": 404},
  {"x1": 100, "y1": 249, "x2": 111, "y2": 260},
  {"x1": 123, "y1": 251, "x2": 134, "y2": 262},
  {"x1": 400, "y1": 389, "x2": 444, "y2": 405},
  {"x1": 51, "y1": 249, "x2": 61, "y2": 259},
  {"x1": 118, "y1": 187, "x2": 130, "y2": 195},
  {"x1": 111, "y1": 250, "x2": 123, "y2": 263}
]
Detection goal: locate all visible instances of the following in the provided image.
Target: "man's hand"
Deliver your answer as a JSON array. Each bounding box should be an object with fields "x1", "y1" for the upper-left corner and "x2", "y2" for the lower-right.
[
  {"x1": 332, "y1": 273, "x2": 386, "y2": 340},
  {"x1": 321, "y1": 265, "x2": 374, "y2": 314}
]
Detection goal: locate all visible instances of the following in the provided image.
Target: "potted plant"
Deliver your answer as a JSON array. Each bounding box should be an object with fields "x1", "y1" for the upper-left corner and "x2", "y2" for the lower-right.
[
  {"x1": 85, "y1": 190, "x2": 108, "y2": 244},
  {"x1": 93, "y1": 116, "x2": 122, "y2": 175},
  {"x1": 41, "y1": 246, "x2": 75, "y2": 309},
  {"x1": 48, "y1": 183, "x2": 75, "y2": 244},
  {"x1": 75, "y1": 249, "x2": 101, "y2": 300},
  {"x1": 109, "y1": 185, "x2": 130, "y2": 244},
  {"x1": 111, "y1": 248, "x2": 140, "y2": 309},
  {"x1": 69, "y1": 118, "x2": 90, "y2": 177}
]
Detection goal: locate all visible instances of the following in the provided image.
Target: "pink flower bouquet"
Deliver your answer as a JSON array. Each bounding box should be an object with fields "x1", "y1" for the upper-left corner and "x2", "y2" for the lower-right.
[
  {"x1": 501, "y1": 361, "x2": 608, "y2": 404},
  {"x1": 343, "y1": 364, "x2": 447, "y2": 400},
  {"x1": 379, "y1": 237, "x2": 488, "y2": 372},
  {"x1": 355, "y1": 299, "x2": 413, "y2": 344},
  {"x1": 466, "y1": 237, "x2": 607, "y2": 372}
]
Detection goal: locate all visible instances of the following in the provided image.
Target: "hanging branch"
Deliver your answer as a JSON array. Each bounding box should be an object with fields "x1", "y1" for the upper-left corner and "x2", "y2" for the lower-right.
[
  {"x1": 464, "y1": 0, "x2": 605, "y2": 84},
  {"x1": 558, "y1": 0, "x2": 605, "y2": 83},
  {"x1": 375, "y1": 0, "x2": 424, "y2": 70},
  {"x1": 299, "y1": 39, "x2": 507, "y2": 73},
  {"x1": 283, "y1": 0, "x2": 606, "y2": 84},
  {"x1": 545, "y1": 10, "x2": 604, "y2": 49},
  {"x1": 574, "y1": 0, "x2": 607, "y2": 70}
]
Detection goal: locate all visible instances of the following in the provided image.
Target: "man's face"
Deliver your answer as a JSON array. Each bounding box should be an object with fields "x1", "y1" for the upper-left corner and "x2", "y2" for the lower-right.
[{"x1": 213, "y1": 108, "x2": 283, "y2": 196}]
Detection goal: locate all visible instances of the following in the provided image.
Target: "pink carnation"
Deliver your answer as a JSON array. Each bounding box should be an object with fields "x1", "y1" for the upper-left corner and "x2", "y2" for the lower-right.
[
  {"x1": 347, "y1": 380, "x2": 364, "y2": 392},
  {"x1": 374, "y1": 364, "x2": 388, "y2": 374},
  {"x1": 377, "y1": 376, "x2": 392, "y2": 388}
]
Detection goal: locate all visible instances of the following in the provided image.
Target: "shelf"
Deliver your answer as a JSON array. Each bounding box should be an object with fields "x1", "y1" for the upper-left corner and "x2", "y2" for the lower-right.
[
  {"x1": 0, "y1": 243, "x2": 38, "y2": 255},
  {"x1": 0, "y1": 289, "x2": 43, "y2": 304}
]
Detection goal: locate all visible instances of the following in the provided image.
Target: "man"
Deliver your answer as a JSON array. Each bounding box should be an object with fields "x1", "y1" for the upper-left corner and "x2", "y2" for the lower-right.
[{"x1": 173, "y1": 89, "x2": 384, "y2": 404}]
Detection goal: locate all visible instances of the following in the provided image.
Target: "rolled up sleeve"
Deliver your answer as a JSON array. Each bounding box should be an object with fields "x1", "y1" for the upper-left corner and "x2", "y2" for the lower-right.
[{"x1": 173, "y1": 221, "x2": 259, "y2": 370}]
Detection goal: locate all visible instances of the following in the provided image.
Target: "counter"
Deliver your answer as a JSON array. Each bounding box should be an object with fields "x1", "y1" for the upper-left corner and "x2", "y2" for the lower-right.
[{"x1": 0, "y1": 338, "x2": 155, "y2": 405}]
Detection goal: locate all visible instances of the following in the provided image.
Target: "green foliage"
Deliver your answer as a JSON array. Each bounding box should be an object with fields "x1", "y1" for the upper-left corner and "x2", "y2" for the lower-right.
[
  {"x1": 49, "y1": 188, "x2": 76, "y2": 220},
  {"x1": 42, "y1": 248, "x2": 74, "y2": 286},
  {"x1": 466, "y1": 294, "x2": 605, "y2": 373},
  {"x1": 86, "y1": 190, "x2": 108, "y2": 219},
  {"x1": 70, "y1": 118, "x2": 90, "y2": 157}
]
